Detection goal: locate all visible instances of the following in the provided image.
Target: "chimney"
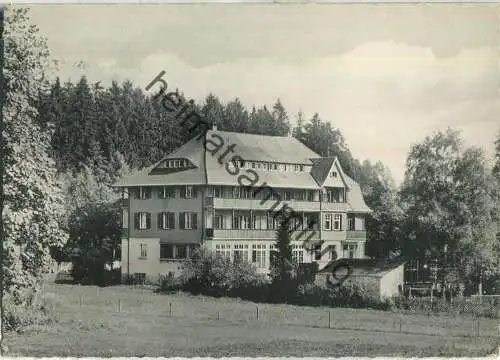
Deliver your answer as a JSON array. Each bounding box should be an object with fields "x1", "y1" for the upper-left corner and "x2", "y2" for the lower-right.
[{"x1": 212, "y1": 123, "x2": 218, "y2": 131}]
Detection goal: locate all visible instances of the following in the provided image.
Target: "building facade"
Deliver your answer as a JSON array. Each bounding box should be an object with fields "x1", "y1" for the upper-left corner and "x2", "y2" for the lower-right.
[{"x1": 115, "y1": 129, "x2": 372, "y2": 282}]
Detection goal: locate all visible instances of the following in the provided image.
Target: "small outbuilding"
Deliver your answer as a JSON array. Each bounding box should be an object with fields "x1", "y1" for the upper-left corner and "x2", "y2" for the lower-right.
[{"x1": 315, "y1": 258, "x2": 405, "y2": 300}]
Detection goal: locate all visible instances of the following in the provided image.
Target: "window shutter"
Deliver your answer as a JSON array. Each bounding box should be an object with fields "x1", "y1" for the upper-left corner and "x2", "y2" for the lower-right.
[
  {"x1": 132, "y1": 188, "x2": 139, "y2": 199},
  {"x1": 192, "y1": 213, "x2": 198, "y2": 229},
  {"x1": 169, "y1": 213, "x2": 175, "y2": 229},
  {"x1": 134, "y1": 213, "x2": 140, "y2": 229},
  {"x1": 146, "y1": 213, "x2": 151, "y2": 229},
  {"x1": 158, "y1": 213, "x2": 163, "y2": 229},
  {"x1": 179, "y1": 212, "x2": 185, "y2": 229}
]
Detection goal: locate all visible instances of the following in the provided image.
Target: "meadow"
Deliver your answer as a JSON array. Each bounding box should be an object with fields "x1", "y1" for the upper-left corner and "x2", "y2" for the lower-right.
[{"x1": 5, "y1": 280, "x2": 499, "y2": 357}]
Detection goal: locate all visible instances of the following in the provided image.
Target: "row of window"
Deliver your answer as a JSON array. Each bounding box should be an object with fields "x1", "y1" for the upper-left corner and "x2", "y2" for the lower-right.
[
  {"x1": 128, "y1": 186, "x2": 346, "y2": 203},
  {"x1": 133, "y1": 212, "x2": 197, "y2": 230},
  {"x1": 128, "y1": 211, "x2": 362, "y2": 232},
  {"x1": 138, "y1": 242, "x2": 359, "y2": 265}
]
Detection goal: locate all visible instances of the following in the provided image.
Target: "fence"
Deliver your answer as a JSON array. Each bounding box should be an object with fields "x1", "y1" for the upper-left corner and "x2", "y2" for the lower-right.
[
  {"x1": 396, "y1": 296, "x2": 500, "y2": 318},
  {"x1": 64, "y1": 286, "x2": 500, "y2": 340}
]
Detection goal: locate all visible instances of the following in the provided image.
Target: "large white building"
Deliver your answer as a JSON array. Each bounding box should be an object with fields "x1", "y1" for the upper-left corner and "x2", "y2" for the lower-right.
[{"x1": 115, "y1": 129, "x2": 372, "y2": 283}]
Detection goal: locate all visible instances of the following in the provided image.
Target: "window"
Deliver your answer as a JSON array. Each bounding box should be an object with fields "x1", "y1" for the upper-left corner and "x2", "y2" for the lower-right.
[
  {"x1": 343, "y1": 244, "x2": 358, "y2": 259},
  {"x1": 331, "y1": 171, "x2": 338, "y2": 177},
  {"x1": 214, "y1": 215, "x2": 223, "y2": 229},
  {"x1": 269, "y1": 244, "x2": 279, "y2": 266},
  {"x1": 176, "y1": 245, "x2": 188, "y2": 259},
  {"x1": 284, "y1": 191, "x2": 293, "y2": 201},
  {"x1": 240, "y1": 187, "x2": 251, "y2": 199},
  {"x1": 214, "y1": 186, "x2": 223, "y2": 198},
  {"x1": 233, "y1": 214, "x2": 250, "y2": 230},
  {"x1": 180, "y1": 212, "x2": 197, "y2": 229},
  {"x1": 185, "y1": 213, "x2": 192, "y2": 229},
  {"x1": 347, "y1": 216, "x2": 355, "y2": 231},
  {"x1": 135, "y1": 212, "x2": 150, "y2": 230},
  {"x1": 185, "y1": 186, "x2": 193, "y2": 198},
  {"x1": 232, "y1": 187, "x2": 241, "y2": 198},
  {"x1": 138, "y1": 186, "x2": 151, "y2": 199},
  {"x1": 333, "y1": 214, "x2": 342, "y2": 230},
  {"x1": 159, "y1": 212, "x2": 175, "y2": 230},
  {"x1": 168, "y1": 160, "x2": 174, "y2": 168},
  {"x1": 233, "y1": 244, "x2": 248, "y2": 263},
  {"x1": 299, "y1": 165, "x2": 304, "y2": 172},
  {"x1": 292, "y1": 244, "x2": 304, "y2": 264},
  {"x1": 324, "y1": 214, "x2": 332, "y2": 230},
  {"x1": 140, "y1": 244, "x2": 147, "y2": 258},
  {"x1": 122, "y1": 208, "x2": 128, "y2": 229},
  {"x1": 252, "y1": 244, "x2": 266, "y2": 268},
  {"x1": 160, "y1": 186, "x2": 175, "y2": 199},
  {"x1": 252, "y1": 213, "x2": 267, "y2": 230},
  {"x1": 215, "y1": 244, "x2": 231, "y2": 260},
  {"x1": 239, "y1": 160, "x2": 245, "y2": 168},
  {"x1": 252, "y1": 162, "x2": 256, "y2": 169},
  {"x1": 274, "y1": 164, "x2": 278, "y2": 170},
  {"x1": 174, "y1": 160, "x2": 180, "y2": 168},
  {"x1": 327, "y1": 189, "x2": 341, "y2": 203},
  {"x1": 307, "y1": 191, "x2": 315, "y2": 202},
  {"x1": 160, "y1": 244, "x2": 174, "y2": 259}
]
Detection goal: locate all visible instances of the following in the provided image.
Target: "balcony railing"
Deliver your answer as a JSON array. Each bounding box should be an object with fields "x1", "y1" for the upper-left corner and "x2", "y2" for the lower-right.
[
  {"x1": 213, "y1": 198, "x2": 321, "y2": 211},
  {"x1": 346, "y1": 230, "x2": 367, "y2": 240},
  {"x1": 212, "y1": 228, "x2": 320, "y2": 241}
]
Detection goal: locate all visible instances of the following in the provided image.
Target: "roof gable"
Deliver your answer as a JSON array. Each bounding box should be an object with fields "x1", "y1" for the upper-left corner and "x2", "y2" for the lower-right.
[{"x1": 310, "y1": 157, "x2": 349, "y2": 189}]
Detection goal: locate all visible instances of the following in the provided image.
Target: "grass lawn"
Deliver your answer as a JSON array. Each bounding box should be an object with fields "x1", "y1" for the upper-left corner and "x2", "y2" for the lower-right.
[{"x1": 4, "y1": 280, "x2": 499, "y2": 357}]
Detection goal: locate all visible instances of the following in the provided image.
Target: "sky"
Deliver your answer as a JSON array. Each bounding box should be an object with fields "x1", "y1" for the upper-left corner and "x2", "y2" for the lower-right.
[{"x1": 26, "y1": 4, "x2": 499, "y2": 185}]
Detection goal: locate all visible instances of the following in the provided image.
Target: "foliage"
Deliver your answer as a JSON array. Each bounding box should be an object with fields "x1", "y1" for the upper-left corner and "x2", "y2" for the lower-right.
[
  {"x1": 68, "y1": 202, "x2": 121, "y2": 285},
  {"x1": 400, "y1": 129, "x2": 500, "y2": 289},
  {"x1": 60, "y1": 163, "x2": 124, "y2": 285},
  {"x1": 178, "y1": 247, "x2": 268, "y2": 298},
  {"x1": 4, "y1": 291, "x2": 61, "y2": 332},
  {"x1": 2, "y1": 7, "x2": 69, "y2": 305}
]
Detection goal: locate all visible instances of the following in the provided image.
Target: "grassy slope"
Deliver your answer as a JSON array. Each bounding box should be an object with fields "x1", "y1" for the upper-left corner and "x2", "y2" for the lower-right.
[{"x1": 5, "y1": 282, "x2": 499, "y2": 357}]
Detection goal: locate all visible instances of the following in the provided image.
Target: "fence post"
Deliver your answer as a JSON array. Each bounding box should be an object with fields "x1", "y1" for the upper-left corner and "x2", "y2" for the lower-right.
[
  {"x1": 169, "y1": 303, "x2": 172, "y2": 318},
  {"x1": 118, "y1": 298, "x2": 121, "y2": 313},
  {"x1": 217, "y1": 311, "x2": 220, "y2": 321},
  {"x1": 328, "y1": 311, "x2": 331, "y2": 328},
  {"x1": 79, "y1": 295, "x2": 82, "y2": 306},
  {"x1": 256, "y1": 306, "x2": 259, "y2": 321},
  {"x1": 399, "y1": 318, "x2": 402, "y2": 333},
  {"x1": 476, "y1": 318, "x2": 480, "y2": 337}
]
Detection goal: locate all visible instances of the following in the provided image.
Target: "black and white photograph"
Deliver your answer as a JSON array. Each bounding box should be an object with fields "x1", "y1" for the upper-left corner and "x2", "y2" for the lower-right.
[{"x1": 0, "y1": 2, "x2": 499, "y2": 357}]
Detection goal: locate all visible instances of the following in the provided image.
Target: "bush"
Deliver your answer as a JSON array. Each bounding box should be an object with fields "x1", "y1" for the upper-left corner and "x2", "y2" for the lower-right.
[
  {"x1": 168, "y1": 248, "x2": 268, "y2": 299},
  {"x1": 4, "y1": 291, "x2": 61, "y2": 333}
]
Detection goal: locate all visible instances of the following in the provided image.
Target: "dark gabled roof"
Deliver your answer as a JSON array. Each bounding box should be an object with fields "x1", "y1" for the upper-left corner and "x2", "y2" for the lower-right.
[{"x1": 113, "y1": 129, "x2": 372, "y2": 213}]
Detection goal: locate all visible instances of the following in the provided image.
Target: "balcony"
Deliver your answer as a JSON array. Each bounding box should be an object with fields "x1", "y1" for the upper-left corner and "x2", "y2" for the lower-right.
[
  {"x1": 212, "y1": 228, "x2": 319, "y2": 242},
  {"x1": 213, "y1": 198, "x2": 321, "y2": 212},
  {"x1": 346, "y1": 230, "x2": 367, "y2": 240}
]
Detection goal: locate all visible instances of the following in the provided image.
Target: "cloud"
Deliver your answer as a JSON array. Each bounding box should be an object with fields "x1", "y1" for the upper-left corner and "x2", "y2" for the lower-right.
[{"x1": 47, "y1": 40, "x2": 498, "y2": 185}]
